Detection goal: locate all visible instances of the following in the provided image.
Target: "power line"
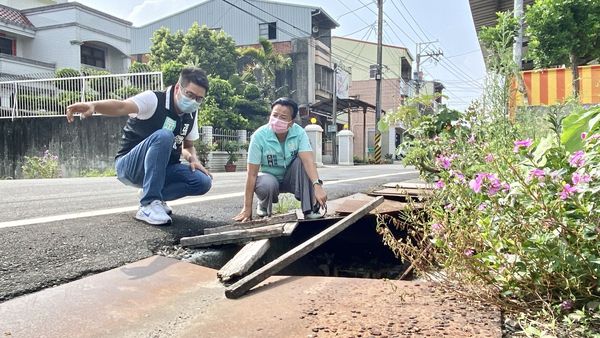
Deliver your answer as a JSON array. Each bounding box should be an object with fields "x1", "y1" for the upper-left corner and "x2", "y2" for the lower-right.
[
  {"x1": 388, "y1": 0, "x2": 427, "y2": 42},
  {"x1": 336, "y1": 2, "x2": 373, "y2": 20},
  {"x1": 396, "y1": 0, "x2": 431, "y2": 41}
]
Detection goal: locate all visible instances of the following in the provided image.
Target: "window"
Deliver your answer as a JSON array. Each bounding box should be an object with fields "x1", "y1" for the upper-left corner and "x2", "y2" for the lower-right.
[
  {"x1": 81, "y1": 45, "x2": 105, "y2": 68},
  {"x1": 259, "y1": 22, "x2": 277, "y2": 40},
  {"x1": 0, "y1": 37, "x2": 14, "y2": 55}
]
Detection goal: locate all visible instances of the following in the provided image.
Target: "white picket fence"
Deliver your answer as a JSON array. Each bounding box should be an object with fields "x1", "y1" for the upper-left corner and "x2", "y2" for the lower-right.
[{"x1": 0, "y1": 72, "x2": 163, "y2": 119}]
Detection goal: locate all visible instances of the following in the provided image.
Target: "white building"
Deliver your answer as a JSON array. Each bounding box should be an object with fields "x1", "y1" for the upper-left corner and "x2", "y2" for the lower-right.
[{"x1": 0, "y1": 0, "x2": 132, "y2": 79}]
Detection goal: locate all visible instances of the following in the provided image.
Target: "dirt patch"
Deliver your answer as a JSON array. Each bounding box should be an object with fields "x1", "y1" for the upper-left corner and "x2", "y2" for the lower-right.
[{"x1": 298, "y1": 279, "x2": 501, "y2": 338}]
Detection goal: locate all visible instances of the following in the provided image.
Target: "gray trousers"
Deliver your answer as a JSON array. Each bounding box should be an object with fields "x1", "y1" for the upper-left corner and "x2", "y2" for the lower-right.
[{"x1": 255, "y1": 157, "x2": 314, "y2": 216}]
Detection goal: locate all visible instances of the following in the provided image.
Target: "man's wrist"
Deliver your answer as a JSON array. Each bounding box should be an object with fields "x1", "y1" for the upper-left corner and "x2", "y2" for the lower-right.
[{"x1": 312, "y1": 178, "x2": 323, "y2": 186}]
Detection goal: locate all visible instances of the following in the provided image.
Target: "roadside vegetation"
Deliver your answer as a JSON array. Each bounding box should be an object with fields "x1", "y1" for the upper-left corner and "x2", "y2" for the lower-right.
[{"x1": 378, "y1": 5, "x2": 600, "y2": 337}]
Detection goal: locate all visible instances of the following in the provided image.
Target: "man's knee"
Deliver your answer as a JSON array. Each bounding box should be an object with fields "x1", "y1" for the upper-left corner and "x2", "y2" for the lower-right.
[
  {"x1": 151, "y1": 129, "x2": 175, "y2": 144},
  {"x1": 191, "y1": 172, "x2": 212, "y2": 195}
]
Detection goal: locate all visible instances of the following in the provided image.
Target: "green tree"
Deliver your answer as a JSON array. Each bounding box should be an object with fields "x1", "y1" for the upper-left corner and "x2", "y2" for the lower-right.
[
  {"x1": 179, "y1": 23, "x2": 239, "y2": 79},
  {"x1": 238, "y1": 37, "x2": 292, "y2": 101},
  {"x1": 197, "y1": 77, "x2": 249, "y2": 130},
  {"x1": 148, "y1": 27, "x2": 184, "y2": 69},
  {"x1": 526, "y1": 0, "x2": 600, "y2": 97}
]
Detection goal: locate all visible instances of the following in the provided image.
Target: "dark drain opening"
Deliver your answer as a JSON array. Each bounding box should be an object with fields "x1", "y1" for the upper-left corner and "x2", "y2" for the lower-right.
[{"x1": 261, "y1": 214, "x2": 412, "y2": 280}]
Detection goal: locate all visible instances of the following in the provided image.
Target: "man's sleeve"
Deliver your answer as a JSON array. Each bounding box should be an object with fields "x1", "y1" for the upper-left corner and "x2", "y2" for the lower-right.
[
  {"x1": 127, "y1": 90, "x2": 158, "y2": 120},
  {"x1": 185, "y1": 116, "x2": 199, "y2": 141},
  {"x1": 298, "y1": 130, "x2": 313, "y2": 152},
  {"x1": 247, "y1": 136, "x2": 262, "y2": 165}
]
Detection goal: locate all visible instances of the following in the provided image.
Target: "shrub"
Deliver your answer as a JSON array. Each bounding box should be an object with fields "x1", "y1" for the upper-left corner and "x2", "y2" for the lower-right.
[
  {"x1": 378, "y1": 104, "x2": 600, "y2": 336},
  {"x1": 21, "y1": 150, "x2": 61, "y2": 179}
]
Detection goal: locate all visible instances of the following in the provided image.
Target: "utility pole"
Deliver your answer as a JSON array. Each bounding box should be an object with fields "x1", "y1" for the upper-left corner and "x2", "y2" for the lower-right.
[
  {"x1": 331, "y1": 63, "x2": 338, "y2": 164},
  {"x1": 374, "y1": 0, "x2": 383, "y2": 164},
  {"x1": 414, "y1": 41, "x2": 443, "y2": 111},
  {"x1": 513, "y1": 0, "x2": 523, "y2": 69}
]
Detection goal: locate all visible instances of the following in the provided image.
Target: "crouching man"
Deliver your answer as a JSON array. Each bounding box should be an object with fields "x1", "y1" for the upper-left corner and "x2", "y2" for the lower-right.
[{"x1": 66, "y1": 67, "x2": 213, "y2": 226}]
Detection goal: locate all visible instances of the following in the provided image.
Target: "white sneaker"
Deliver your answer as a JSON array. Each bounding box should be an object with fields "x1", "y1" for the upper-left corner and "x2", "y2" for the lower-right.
[
  {"x1": 256, "y1": 205, "x2": 268, "y2": 217},
  {"x1": 135, "y1": 200, "x2": 172, "y2": 225},
  {"x1": 161, "y1": 201, "x2": 172, "y2": 215},
  {"x1": 138, "y1": 189, "x2": 172, "y2": 215}
]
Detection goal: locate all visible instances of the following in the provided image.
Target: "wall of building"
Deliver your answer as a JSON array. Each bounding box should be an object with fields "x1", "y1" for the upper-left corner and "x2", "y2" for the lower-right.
[
  {"x1": 20, "y1": 4, "x2": 131, "y2": 73},
  {"x1": 331, "y1": 37, "x2": 411, "y2": 82},
  {"x1": 0, "y1": 116, "x2": 126, "y2": 178},
  {"x1": 349, "y1": 78, "x2": 404, "y2": 112},
  {"x1": 0, "y1": 0, "x2": 60, "y2": 10}
]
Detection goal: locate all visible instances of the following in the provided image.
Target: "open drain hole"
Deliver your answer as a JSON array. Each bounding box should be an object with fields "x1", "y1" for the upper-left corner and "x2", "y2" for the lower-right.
[{"x1": 156, "y1": 214, "x2": 413, "y2": 282}]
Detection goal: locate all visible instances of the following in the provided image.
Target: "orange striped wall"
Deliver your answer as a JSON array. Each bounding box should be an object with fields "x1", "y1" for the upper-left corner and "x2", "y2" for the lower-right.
[{"x1": 511, "y1": 65, "x2": 600, "y2": 106}]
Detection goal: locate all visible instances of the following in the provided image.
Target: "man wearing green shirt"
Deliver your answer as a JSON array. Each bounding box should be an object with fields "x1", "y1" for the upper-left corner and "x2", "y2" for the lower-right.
[{"x1": 233, "y1": 97, "x2": 327, "y2": 221}]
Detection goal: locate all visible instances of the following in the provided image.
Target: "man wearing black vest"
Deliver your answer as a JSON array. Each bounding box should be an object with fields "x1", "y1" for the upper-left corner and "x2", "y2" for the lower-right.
[{"x1": 66, "y1": 67, "x2": 213, "y2": 226}]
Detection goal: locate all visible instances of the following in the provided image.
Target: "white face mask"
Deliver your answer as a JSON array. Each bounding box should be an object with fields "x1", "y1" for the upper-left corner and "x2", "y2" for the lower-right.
[{"x1": 176, "y1": 92, "x2": 200, "y2": 114}]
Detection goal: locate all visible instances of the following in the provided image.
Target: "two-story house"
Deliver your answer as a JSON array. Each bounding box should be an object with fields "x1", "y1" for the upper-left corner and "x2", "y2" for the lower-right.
[{"x1": 0, "y1": 0, "x2": 132, "y2": 80}]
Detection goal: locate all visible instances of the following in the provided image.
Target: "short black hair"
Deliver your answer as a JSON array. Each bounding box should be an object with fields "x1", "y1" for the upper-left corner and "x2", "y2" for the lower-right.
[
  {"x1": 179, "y1": 67, "x2": 209, "y2": 93},
  {"x1": 271, "y1": 97, "x2": 298, "y2": 119}
]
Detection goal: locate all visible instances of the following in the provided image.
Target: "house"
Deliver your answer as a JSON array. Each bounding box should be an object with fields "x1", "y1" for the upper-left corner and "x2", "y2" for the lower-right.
[
  {"x1": 130, "y1": 0, "x2": 338, "y2": 111},
  {"x1": 330, "y1": 36, "x2": 414, "y2": 159},
  {"x1": 0, "y1": 0, "x2": 132, "y2": 80}
]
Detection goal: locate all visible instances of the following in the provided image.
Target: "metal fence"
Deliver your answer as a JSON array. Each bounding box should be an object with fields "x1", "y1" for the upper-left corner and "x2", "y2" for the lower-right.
[
  {"x1": 212, "y1": 128, "x2": 241, "y2": 151},
  {"x1": 0, "y1": 72, "x2": 163, "y2": 119}
]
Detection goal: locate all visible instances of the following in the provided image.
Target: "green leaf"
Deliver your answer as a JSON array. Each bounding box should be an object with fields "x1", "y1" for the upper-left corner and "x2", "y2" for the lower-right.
[
  {"x1": 531, "y1": 134, "x2": 556, "y2": 166},
  {"x1": 561, "y1": 107, "x2": 600, "y2": 152}
]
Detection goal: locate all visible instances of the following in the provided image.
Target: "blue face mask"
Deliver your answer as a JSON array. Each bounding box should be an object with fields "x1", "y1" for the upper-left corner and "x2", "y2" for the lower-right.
[{"x1": 176, "y1": 92, "x2": 200, "y2": 114}]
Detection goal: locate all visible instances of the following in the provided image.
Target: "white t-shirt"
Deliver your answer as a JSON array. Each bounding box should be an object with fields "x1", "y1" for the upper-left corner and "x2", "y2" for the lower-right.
[{"x1": 127, "y1": 89, "x2": 200, "y2": 141}]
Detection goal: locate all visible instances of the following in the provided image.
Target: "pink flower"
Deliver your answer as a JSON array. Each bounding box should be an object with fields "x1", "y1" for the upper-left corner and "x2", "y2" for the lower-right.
[
  {"x1": 528, "y1": 168, "x2": 545, "y2": 181},
  {"x1": 559, "y1": 184, "x2": 578, "y2": 200},
  {"x1": 435, "y1": 155, "x2": 453, "y2": 170},
  {"x1": 478, "y1": 203, "x2": 487, "y2": 211},
  {"x1": 467, "y1": 135, "x2": 476, "y2": 144},
  {"x1": 431, "y1": 223, "x2": 444, "y2": 233},
  {"x1": 484, "y1": 154, "x2": 495, "y2": 163},
  {"x1": 450, "y1": 170, "x2": 466, "y2": 183},
  {"x1": 469, "y1": 175, "x2": 484, "y2": 193},
  {"x1": 581, "y1": 132, "x2": 587, "y2": 140},
  {"x1": 435, "y1": 180, "x2": 445, "y2": 189},
  {"x1": 444, "y1": 203, "x2": 454, "y2": 211},
  {"x1": 464, "y1": 249, "x2": 475, "y2": 257},
  {"x1": 569, "y1": 151, "x2": 586, "y2": 167},
  {"x1": 572, "y1": 172, "x2": 591, "y2": 185},
  {"x1": 513, "y1": 139, "x2": 533, "y2": 152}
]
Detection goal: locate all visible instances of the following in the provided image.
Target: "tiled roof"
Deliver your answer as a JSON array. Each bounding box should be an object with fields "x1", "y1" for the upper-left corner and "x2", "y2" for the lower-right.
[{"x1": 0, "y1": 5, "x2": 35, "y2": 29}]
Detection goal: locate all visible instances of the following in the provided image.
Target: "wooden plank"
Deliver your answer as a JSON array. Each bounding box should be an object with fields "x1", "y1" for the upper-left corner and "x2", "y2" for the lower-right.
[
  {"x1": 224, "y1": 196, "x2": 384, "y2": 299},
  {"x1": 369, "y1": 187, "x2": 433, "y2": 197},
  {"x1": 181, "y1": 223, "x2": 286, "y2": 248},
  {"x1": 217, "y1": 239, "x2": 271, "y2": 282},
  {"x1": 282, "y1": 221, "x2": 299, "y2": 235},
  {"x1": 204, "y1": 212, "x2": 297, "y2": 235},
  {"x1": 334, "y1": 198, "x2": 411, "y2": 215},
  {"x1": 382, "y1": 182, "x2": 432, "y2": 189}
]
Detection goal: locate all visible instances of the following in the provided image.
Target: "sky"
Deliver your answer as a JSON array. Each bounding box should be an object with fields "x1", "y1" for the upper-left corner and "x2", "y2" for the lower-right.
[{"x1": 70, "y1": 0, "x2": 486, "y2": 111}]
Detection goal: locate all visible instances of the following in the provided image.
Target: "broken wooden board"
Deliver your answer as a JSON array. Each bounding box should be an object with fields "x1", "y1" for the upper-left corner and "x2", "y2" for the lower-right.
[
  {"x1": 225, "y1": 196, "x2": 384, "y2": 299},
  {"x1": 337, "y1": 199, "x2": 413, "y2": 215},
  {"x1": 217, "y1": 239, "x2": 271, "y2": 283},
  {"x1": 326, "y1": 193, "x2": 406, "y2": 215},
  {"x1": 369, "y1": 187, "x2": 433, "y2": 198},
  {"x1": 180, "y1": 222, "x2": 297, "y2": 248},
  {"x1": 382, "y1": 182, "x2": 432, "y2": 190},
  {"x1": 204, "y1": 212, "x2": 297, "y2": 235}
]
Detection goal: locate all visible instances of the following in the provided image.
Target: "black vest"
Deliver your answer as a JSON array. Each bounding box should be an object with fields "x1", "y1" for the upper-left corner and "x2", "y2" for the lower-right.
[{"x1": 116, "y1": 86, "x2": 196, "y2": 165}]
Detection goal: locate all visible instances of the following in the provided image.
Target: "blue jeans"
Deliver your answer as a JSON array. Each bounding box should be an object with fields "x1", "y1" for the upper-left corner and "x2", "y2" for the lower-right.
[{"x1": 115, "y1": 129, "x2": 212, "y2": 206}]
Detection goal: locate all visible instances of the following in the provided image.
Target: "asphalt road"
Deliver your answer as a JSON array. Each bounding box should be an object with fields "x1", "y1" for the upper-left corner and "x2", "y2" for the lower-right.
[{"x1": 0, "y1": 164, "x2": 418, "y2": 302}]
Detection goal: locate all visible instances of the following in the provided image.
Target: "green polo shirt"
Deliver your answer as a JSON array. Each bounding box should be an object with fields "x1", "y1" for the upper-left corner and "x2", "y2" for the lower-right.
[{"x1": 247, "y1": 123, "x2": 313, "y2": 181}]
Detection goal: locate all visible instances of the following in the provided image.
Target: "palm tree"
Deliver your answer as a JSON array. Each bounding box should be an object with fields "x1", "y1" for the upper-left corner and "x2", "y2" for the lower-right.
[{"x1": 238, "y1": 38, "x2": 292, "y2": 101}]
